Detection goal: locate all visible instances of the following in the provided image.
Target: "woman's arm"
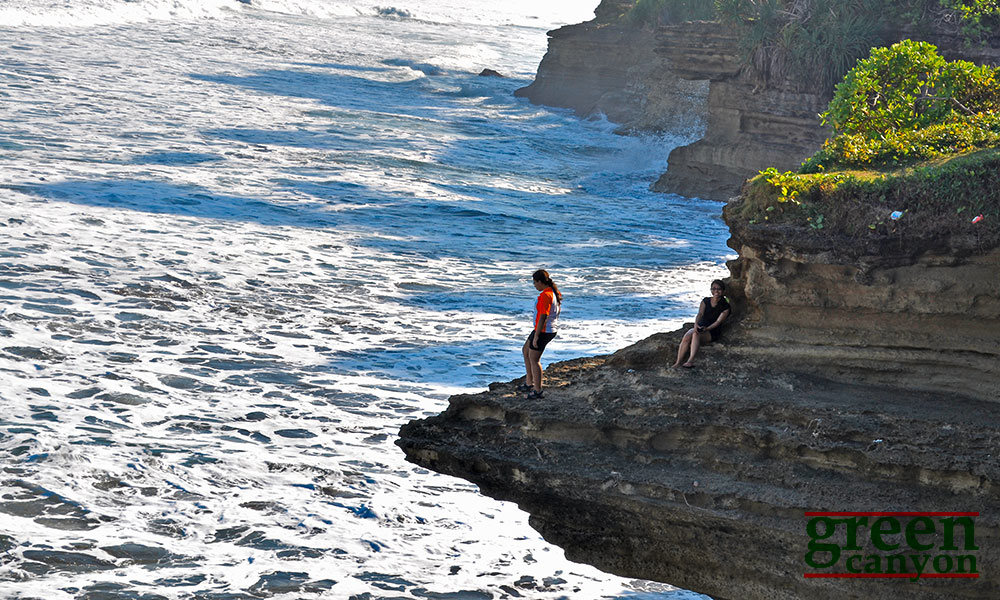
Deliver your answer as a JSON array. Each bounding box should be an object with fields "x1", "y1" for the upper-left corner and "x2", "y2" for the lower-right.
[
  {"x1": 694, "y1": 299, "x2": 707, "y2": 331},
  {"x1": 706, "y1": 309, "x2": 730, "y2": 331},
  {"x1": 534, "y1": 314, "x2": 547, "y2": 345}
]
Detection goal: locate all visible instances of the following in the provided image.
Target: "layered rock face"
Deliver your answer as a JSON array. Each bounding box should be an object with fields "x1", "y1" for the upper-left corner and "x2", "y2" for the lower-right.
[
  {"x1": 650, "y1": 22, "x2": 830, "y2": 200},
  {"x1": 398, "y1": 351, "x2": 999, "y2": 599},
  {"x1": 515, "y1": 11, "x2": 830, "y2": 200},
  {"x1": 723, "y1": 223, "x2": 1000, "y2": 402},
  {"x1": 398, "y1": 234, "x2": 1000, "y2": 599},
  {"x1": 514, "y1": 1, "x2": 708, "y2": 137}
]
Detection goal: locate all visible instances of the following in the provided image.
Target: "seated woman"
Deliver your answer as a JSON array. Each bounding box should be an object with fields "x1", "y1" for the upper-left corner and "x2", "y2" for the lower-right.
[{"x1": 673, "y1": 280, "x2": 730, "y2": 368}]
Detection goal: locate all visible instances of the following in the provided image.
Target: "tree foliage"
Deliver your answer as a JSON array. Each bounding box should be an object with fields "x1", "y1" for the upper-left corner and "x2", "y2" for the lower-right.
[
  {"x1": 821, "y1": 40, "x2": 1000, "y2": 137},
  {"x1": 941, "y1": 0, "x2": 1000, "y2": 41},
  {"x1": 801, "y1": 113, "x2": 1000, "y2": 172}
]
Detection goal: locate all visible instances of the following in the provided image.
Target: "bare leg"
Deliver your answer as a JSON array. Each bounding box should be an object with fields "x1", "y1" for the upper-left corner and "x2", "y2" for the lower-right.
[
  {"x1": 684, "y1": 330, "x2": 712, "y2": 366},
  {"x1": 673, "y1": 328, "x2": 694, "y2": 367},
  {"x1": 522, "y1": 338, "x2": 534, "y2": 387},
  {"x1": 528, "y1": 348, "x2": 543, "y2": 393}
]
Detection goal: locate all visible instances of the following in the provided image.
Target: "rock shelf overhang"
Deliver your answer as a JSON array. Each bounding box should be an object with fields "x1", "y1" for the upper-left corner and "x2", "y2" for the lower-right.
[{"x1": 397, "y1": 341, "x2": 999, "y2": 599}]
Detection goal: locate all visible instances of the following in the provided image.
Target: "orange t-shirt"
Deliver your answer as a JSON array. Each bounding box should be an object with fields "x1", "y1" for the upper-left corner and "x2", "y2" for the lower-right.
[{"x1": 534, "y1": 288, "x2": 559, "y2": 333}]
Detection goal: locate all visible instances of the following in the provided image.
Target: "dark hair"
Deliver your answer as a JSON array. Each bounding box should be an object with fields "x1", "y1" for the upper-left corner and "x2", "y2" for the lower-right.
[
  {"x1": 533, "y1": 269, "x2": 562, "y2": 304},
  {"x1": 711, "y1": 280, "x2": 726, "y2": 291}
]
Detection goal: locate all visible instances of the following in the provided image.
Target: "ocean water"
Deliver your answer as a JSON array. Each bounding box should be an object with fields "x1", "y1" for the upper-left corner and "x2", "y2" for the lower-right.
[{"x1": 0, "y1": 1, "x2": 729, "y2": 598}]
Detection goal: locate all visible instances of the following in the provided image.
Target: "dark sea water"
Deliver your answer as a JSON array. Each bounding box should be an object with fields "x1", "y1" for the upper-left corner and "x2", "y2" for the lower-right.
[{"x1": 0, "y1": 0, "x2": 727, "y2": 597}]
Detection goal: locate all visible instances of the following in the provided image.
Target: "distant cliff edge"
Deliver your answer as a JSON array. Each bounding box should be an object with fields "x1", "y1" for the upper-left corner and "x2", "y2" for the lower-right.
[{"x1": 516, "y1": 0, "x2": 1000, "y2": 200}]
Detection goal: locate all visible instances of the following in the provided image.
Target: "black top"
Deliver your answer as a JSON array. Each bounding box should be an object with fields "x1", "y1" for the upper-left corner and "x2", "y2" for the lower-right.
[{"x1": 698, "y1": 296, "x2": 731, "y2": 341}]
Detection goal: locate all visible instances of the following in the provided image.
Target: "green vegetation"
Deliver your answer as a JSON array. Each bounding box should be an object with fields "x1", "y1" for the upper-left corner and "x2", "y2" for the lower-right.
[
  {"x1": 941, "y1": 0, "x2": 1000, "y2": 41},
  {"x1": 734, "y1": 153, "x2": 1000, "y2": 240},
  {"x1": 803, "y1": 40, "x2": 1000, "y2": 171},
  {"x1": 801, "y1": 113, "x2": 1000, "y2": 172},
  {"x1": 731, "y1": 41, "x2": 1000, "y2": 248},
  {"x1": 716, "y1": 0, "x2": 886, "y2": 92},
  {"x1": 821, "y1": 40, "x2": 1000, "y2": 137}
]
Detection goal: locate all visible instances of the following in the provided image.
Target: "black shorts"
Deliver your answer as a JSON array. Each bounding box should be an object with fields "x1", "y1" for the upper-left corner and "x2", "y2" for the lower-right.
[
  {"x1": 527, "y1": 330, "x2": 556, "y2": 353},
  {"x1": 698, "y1": 323, "x2": 723, "y2": 342}
]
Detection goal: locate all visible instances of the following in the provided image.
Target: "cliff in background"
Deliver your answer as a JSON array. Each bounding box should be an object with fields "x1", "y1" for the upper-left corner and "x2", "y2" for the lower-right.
[
  {"x1": 516, "y1": 1, "x2": 1000, "y2": 200},
  {"x1": 514, "y1": 1, "x2": 709, "y2": 138},
  {"x1": 649, "y1": 22, "x2": 830, "y2": 200}
]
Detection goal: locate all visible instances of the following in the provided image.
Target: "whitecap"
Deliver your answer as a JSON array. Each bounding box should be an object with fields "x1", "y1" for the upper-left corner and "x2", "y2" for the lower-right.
[{"x1": 374, "y1": 5, "x2": 413, "y2": 19}]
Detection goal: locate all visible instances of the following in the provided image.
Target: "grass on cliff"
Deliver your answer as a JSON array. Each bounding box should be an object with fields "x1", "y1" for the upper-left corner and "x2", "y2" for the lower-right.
[
  {"x1": 730, "y1": 150, "x2": 1000, "y2": 246},
  {"x1": 728, "y1": 41, "x2": 1000, "y2": 251}
]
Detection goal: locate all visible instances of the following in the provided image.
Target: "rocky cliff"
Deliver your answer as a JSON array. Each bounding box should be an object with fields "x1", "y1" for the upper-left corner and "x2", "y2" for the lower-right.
[
  {"x1": 721, "y1": 219, "x2": 1000, "y2": 402},
  {"x1": 398, "y1": 225, "x2": 1000, "y2": 598},
  {"x1": 514, "y1": 2, "x2": 708, "y2": 137},
  {"x1": 649, "y1": 22, "x2": 830, "y2": 200},
  {"x1": 516, "y1": 2, "x2": 1000, "y2": 201}
]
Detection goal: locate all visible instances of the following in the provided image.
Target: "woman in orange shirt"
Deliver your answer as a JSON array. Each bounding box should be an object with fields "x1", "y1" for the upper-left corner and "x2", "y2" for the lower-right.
[{"x1": 521, "y1": 269, "x2": 562, "y2": 399}]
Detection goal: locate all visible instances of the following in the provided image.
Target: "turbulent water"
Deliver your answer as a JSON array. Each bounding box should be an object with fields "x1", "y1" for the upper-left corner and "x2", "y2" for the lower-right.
[{"x1": 0, "y1": 1, "x2": 729, "y2": 598}]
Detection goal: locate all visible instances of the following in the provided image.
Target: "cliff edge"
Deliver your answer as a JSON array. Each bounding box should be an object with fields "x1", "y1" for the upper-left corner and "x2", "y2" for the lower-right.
[
  {"x1": 397, "y1": 226, "x2": 1000, "y2": 598},
  {"x1": 513, "y1": 1, "x2": 709, "y2": 137}
]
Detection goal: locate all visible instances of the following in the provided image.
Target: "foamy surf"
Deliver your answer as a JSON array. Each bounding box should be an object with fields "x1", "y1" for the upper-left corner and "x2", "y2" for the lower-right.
[{"x1": 0, "y1": 1, "x2": 721, "y2": 598}]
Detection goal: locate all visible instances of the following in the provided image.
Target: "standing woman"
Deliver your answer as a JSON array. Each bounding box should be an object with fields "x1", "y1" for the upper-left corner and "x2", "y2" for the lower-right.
[
  {"x1": 673, "y1": 279, "x2": 730, "y2": 368},
  {"x1": 521, "y1": 269, "x2": 562, "y2": 399}
]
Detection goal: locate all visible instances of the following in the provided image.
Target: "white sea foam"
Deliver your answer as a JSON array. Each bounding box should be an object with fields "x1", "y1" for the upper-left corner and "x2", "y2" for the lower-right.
[
  {"x1": 0, "y1": 1, "x2": 722, "y2": 598},
  {"x1": 0, "y1": 0, "x2": 595, "y2": 29},
  {"x1": 0, "y1": 0, "x2": 241, "y2": 27}
]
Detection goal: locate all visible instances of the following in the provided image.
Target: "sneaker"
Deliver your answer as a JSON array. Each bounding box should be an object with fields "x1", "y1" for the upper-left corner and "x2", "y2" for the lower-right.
[
  {"x1": 516, "y1": 383, "x2": 532, "y2": 393},
  {"x1": 526, "y1": 389, "x2": 544, "y2": 399}
]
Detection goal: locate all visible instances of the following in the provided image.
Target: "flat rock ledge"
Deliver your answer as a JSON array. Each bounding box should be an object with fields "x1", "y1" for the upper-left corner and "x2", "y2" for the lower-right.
[{"x1": 397, "y1": 338, "x2": 999, "y2": 600}]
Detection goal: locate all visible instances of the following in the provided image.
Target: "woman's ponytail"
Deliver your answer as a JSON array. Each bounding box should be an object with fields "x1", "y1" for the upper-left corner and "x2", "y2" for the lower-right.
[{"x1": 533, "y1": 269, "x2": 562, "y2": 304}]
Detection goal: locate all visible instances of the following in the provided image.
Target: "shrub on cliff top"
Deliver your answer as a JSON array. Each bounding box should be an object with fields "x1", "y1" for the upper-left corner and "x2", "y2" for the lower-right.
[
  {"x1": 821, "y1": 40, "x2": 1000, "y2": 138},
  {"x1": 730, "y1": 40, "x2": 1000, "y2": 250},
  {"x1": 801, "y1": 113, "x2": 1000, "y2": 172},
  {"x1": 801, "y1": 41, "x2": 1000, "y2": 172}
]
